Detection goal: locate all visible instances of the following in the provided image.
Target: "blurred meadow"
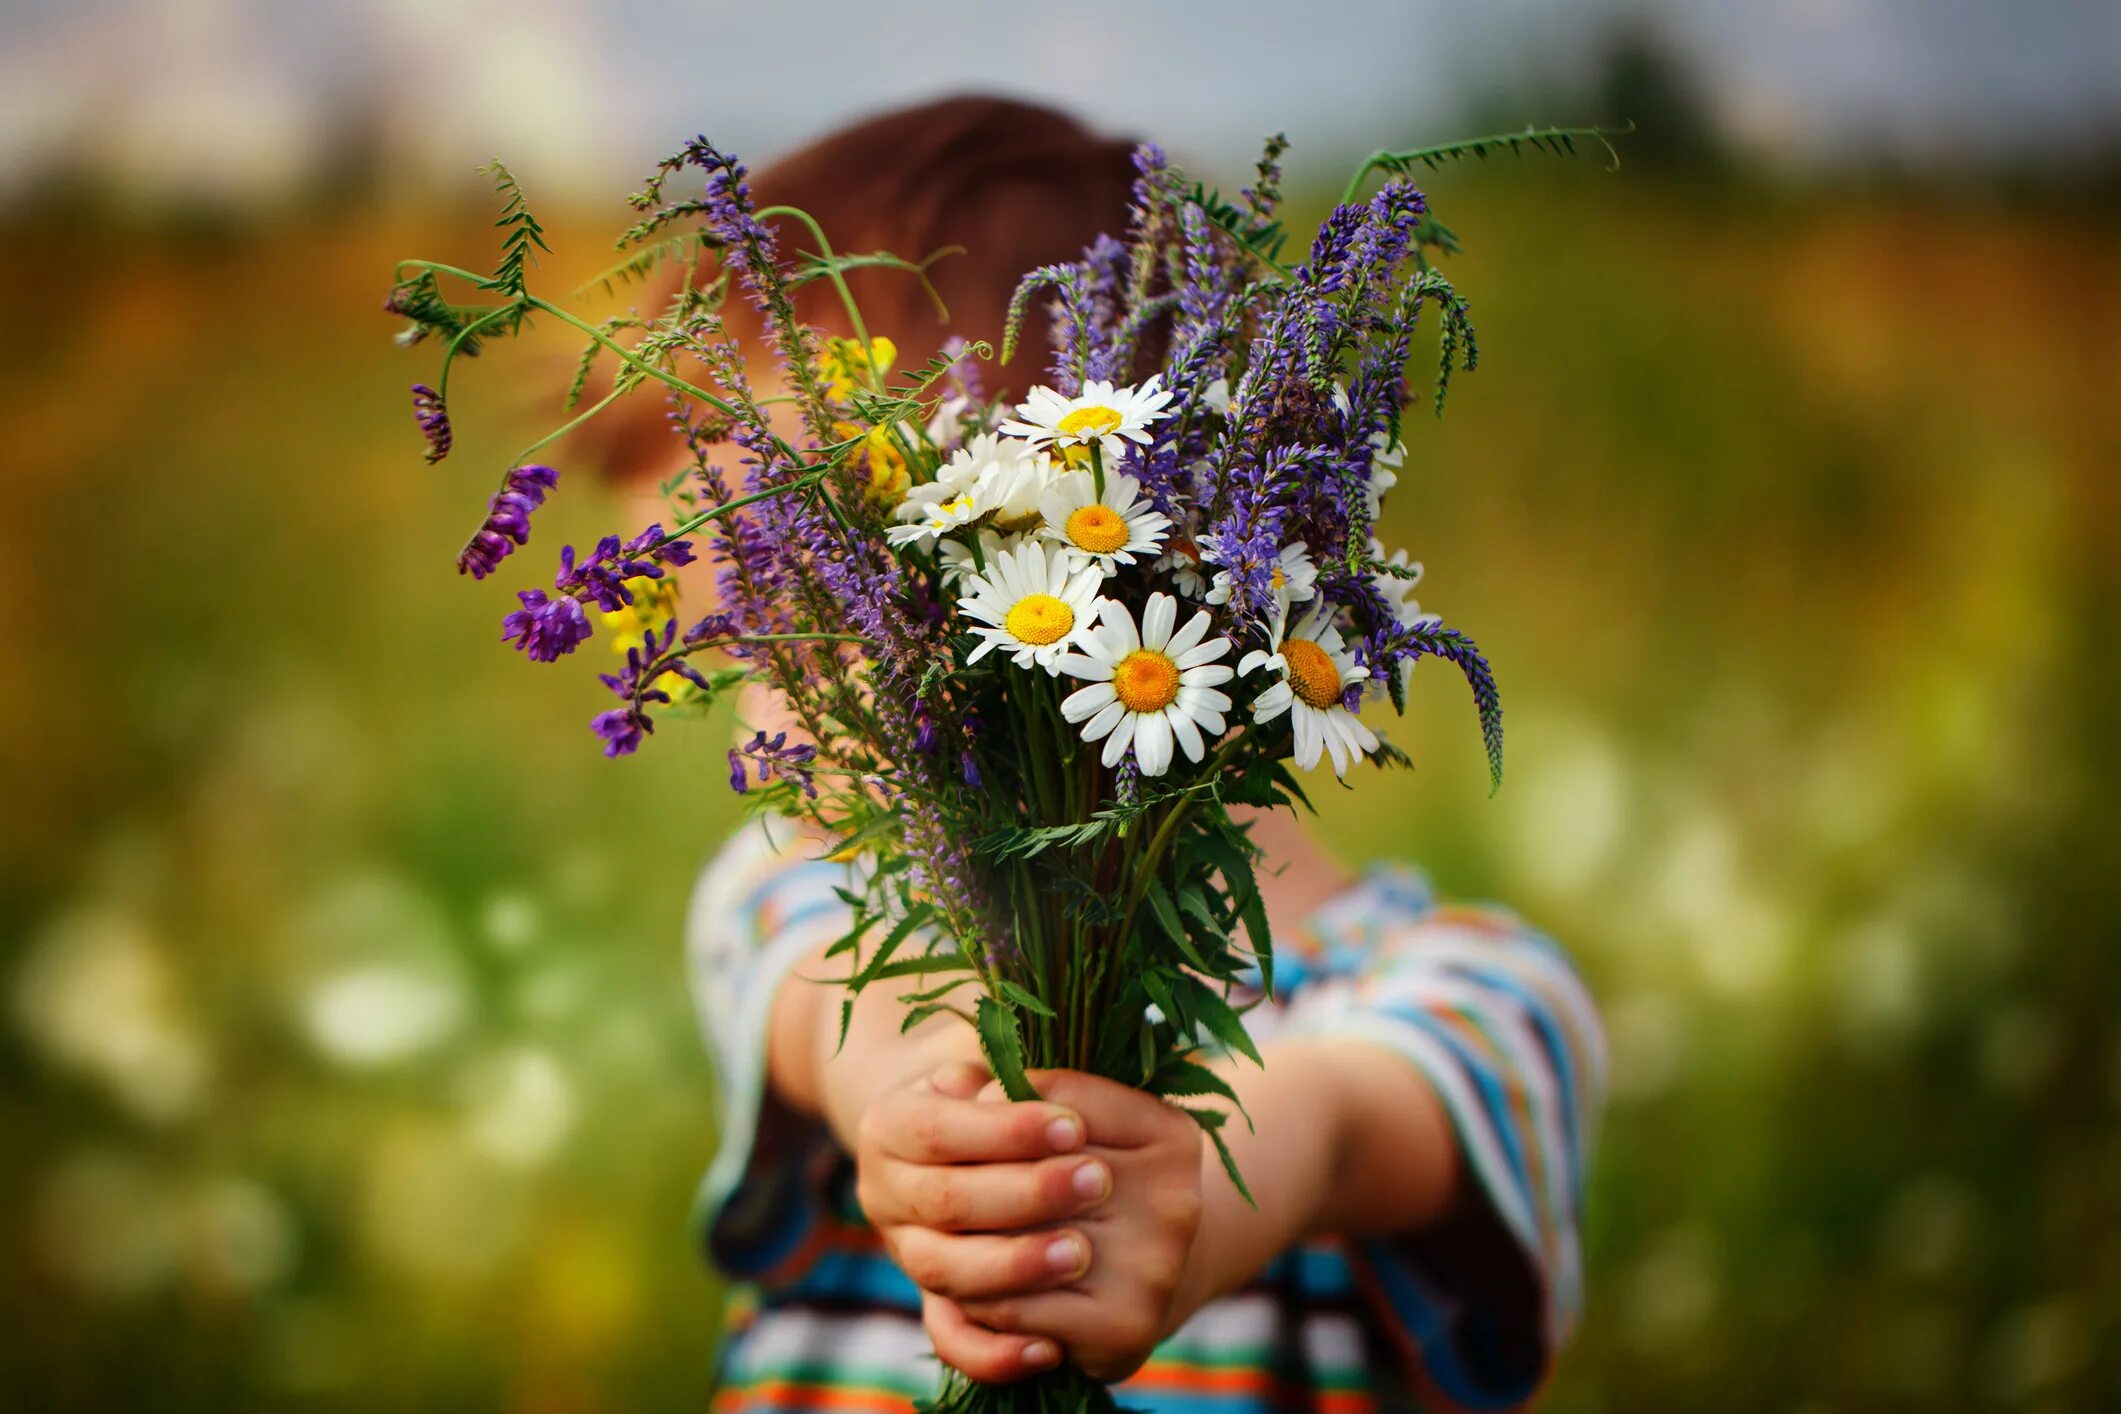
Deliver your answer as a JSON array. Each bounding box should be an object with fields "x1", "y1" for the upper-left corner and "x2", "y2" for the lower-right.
[{"x1": 5, "y1": 7, "x2": 2121, "y2": 1409}]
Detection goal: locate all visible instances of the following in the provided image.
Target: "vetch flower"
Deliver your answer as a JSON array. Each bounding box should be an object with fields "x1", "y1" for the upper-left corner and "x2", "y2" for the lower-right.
[
  {"x1": 1239, "y1": 606, "x2": 1378, "y2": 778},
  {"x1": 1057, "y1": 592, "x2": 1234, "y2": 776},
  {"x1": 1205, "y1": 539, "x2": 1318, "y2": 616},
  {"x1": 955, "y1": 540, "x2": 1105, "y2": 671},
  {"x1": 999, "y1": 376, "x2": 1173, "y2": 465},
  {"x1": 502, "y1": 590, "x2": 592, "y2": 662},
  {"x1": 458, "y1": 464, "x2": 559, "y2": 580},
  {"x1": 1037, "y1": 469, "x2": 1170, "y2": 572},
  {"x1": 411, "y1": 383, "x2": 452, "y2": 463}
]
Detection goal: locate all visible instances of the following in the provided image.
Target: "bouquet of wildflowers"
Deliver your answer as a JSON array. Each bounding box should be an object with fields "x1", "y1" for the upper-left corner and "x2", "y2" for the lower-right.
[{"x1": 386, "y1": 124, "x2": 1611, "y2": 1414}]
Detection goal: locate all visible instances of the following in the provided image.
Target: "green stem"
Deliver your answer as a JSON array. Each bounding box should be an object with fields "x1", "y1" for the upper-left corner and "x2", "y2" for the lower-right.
[{"x1": 755, "y1": 204, "x2": 885, "y2": 396}]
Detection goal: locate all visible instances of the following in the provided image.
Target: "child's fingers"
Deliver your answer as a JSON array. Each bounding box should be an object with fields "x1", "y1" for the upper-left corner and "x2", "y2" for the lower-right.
[
  {"x1": 862, "y1": 1084, "x2": 1086, "y2": 1165},
  {"x1": 919, "y1": 1060, "x2": 992, "y2": 1100},
  {"x1": 870, "y1": 1152, "x2": 1111, "y2": 1231},
  {"x1": 978, "y1": 1070, "x2": 1190, "y2": 1151},
  {"x1": 890, "y1": 1226, "x2": 1091, "y2": 1301},
  {"x1": 922, "y1": 1292, "x2": 1060, "y2": 1385},
  {"x1": 956, "y1": 1289, "x2": 1147, "y2": 1380}
]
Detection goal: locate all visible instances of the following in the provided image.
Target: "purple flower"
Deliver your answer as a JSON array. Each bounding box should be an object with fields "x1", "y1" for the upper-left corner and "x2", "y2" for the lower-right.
[
  {"x1": 727, "y1": 730, "x2": 819, "y2": 797},
  {"x1": 458, "y1": 464, "x2": 559, "y2": 579},
  {"x1": 593, "y1": 706, "x2": 651, "y2": 758},
  {"x1": 497, "y1": 524, "x2": 696, "y2": 663},
  {"x1": 411, "y1": 384, "x2": 452, "y2": 463},
  {"x1": 501, "y1": 589, "x2": 591, "y2": 662}
]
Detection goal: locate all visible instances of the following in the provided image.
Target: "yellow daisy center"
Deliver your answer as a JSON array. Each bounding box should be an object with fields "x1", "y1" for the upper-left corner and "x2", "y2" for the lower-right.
[
  {"x1": 1270, "y1": 566, "x2": 1287, "y2": 591},
  {"x1": 928, "y1": 492, "x2": 976, "y2": 527},
  {"x1": 1113, "y1": 649, "x2": 1181, "y2": 713},
  {"x1": 1281, "y1": 638, "x2": 1343, "y2": 710},
  {"x1": 1056, "y1": 405, "x2": 1125, "y2": 441},
  {"x1": 1065, "y1": 505, "x2": 1130, "y2": 555},
  {"x1": 1004, "y1": 593, "x2": 1076, "y2": 646}
]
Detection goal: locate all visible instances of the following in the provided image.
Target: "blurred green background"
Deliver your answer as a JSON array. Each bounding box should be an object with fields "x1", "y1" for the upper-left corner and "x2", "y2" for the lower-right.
[{"x1": 3, "y1": 3, "x2": 2118, "y2": 1409}]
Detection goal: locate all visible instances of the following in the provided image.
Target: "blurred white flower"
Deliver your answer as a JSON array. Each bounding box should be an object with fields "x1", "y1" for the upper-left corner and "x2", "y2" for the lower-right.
[
  {"x1": 12, "y1": 906, "x2": 209, "y2": 1124},
  {"x1": 460, "y1": 1047, "x2": 575, "y2": 1169},
  {"x1": 304, "y1": 965, "x2": 465, "y2": 1067}
]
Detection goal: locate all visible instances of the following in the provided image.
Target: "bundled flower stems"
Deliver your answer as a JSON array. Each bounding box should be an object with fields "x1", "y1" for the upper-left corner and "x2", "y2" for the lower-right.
[{"x1": 385, "y1": 123, "x2": 1618, "y2": 1414}]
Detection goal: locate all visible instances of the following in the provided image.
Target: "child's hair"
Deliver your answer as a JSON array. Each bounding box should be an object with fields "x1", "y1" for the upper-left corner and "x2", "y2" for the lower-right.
[{"x1": 596, "y1": 95, "x2": 1141, "y2": 481}]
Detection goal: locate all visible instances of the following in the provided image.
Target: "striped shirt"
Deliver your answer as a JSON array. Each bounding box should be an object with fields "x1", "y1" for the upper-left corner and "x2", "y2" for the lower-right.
[{"x1": 687, "y1": 820, "x2": 1603, "y2": 1414}]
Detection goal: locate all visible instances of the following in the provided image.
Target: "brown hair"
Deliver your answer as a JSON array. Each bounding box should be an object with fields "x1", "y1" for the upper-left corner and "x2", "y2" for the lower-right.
[{"x1": 594, "y1": 95, "x2": 1141, "y2": 481}]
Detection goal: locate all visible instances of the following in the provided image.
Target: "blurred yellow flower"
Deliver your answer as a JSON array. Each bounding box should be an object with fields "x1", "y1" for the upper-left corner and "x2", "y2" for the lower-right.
[
  {"x1": 817, "y1": 335, "x2": 896, "y2": 402},
  {"x1": 835, "y1": 420, "x2": 913, "y2": 503},
  {"x1": 598, "y1": 575, "x2": 691, "y2": 700}
]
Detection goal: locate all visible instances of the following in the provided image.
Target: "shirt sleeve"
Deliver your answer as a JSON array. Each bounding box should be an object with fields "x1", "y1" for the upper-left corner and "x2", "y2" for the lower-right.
[
  {"x1": 685, "y1": 817, "x2": 857, "y2": 1285},
  {"x1": 1277, "y1": 866, "x2": 1606, "y2": 1412}
]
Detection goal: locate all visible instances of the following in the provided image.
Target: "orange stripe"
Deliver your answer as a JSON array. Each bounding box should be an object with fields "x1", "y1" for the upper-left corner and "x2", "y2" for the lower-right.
[{"x1": 713, "y1": 1380, "x2": 917, "y2": 1414}]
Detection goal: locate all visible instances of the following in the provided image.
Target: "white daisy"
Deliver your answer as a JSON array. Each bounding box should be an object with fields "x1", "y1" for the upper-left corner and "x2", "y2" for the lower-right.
[
  {"x1": 1155, "y1": 530, "x2": 1212, "y2": 599},
  {"x1": 938, "y1": 529, "x2": 1016, "y2": 589},
  {"x1": 956, "y1": 540, "x2": 1105, "y2": 672},
  {"x1": 1038, "y1": 470, "x2": 1170, "y2": 571},
  {"x1": 1330, "y1": 383, "x2": 1404, "y2": 517},
  {"x1": 1204, "y1": 540, "x2": 1318, "y2": 616},
  {"x1": 1057, "y1": 593, "x2": 1235, "y2": 776},
  {"x1": 999, "y1": 377, "x2": 1174, "y2": 464},
  {"x1": 1372, "y1": 543, "x2": 1436, "y2": 631},
  {"x1": 1372, "y1": 543, "x2": 1438, "y2": 695},
  {"x1": 885, "y1": 435, "x2": 1050, "y2": 549},
  {"x1": 1238, "y1": 606, "x2": 1379, "y2": 779}
]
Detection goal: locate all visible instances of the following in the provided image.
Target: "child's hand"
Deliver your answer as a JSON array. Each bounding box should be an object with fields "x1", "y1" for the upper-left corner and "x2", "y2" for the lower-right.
[
  {"x1": 939, "y1": 1071, "x2": 1206, "y2": 1384},
  {"x1": 853, "y1": 1061, "x2": 1112, "y2": 1377}
]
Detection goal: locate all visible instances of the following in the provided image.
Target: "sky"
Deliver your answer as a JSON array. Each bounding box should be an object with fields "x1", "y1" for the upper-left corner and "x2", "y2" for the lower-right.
[{"x1": 1, "y1": 0, "x2": 2115, "y2": 203}]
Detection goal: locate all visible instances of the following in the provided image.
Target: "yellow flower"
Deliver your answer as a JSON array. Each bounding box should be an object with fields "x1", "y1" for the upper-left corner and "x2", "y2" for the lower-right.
[
  {"x1": 818, "y1": 335, "x2": 897, "y2": 402},
  {"x1": 838, "y1": 420, "x2": 913, "y2": 502},
  {"x1": 598, "y1": 575, "x2": 692, "y2": 701}
]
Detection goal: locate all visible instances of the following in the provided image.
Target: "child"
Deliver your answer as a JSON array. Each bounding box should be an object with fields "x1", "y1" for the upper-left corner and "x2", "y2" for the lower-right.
[{"x1": 617, "y1": 98, "x2": 1605, "y2": 1414}]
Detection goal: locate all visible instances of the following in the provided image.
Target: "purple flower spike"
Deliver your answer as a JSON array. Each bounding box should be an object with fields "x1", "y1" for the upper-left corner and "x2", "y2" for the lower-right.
[
  {"x1": 411, "y1": 383, "x2": 452, "y2": 463},
  {"x1": 501, "y1": 588, "x2": 591, "y2": 661},
  {"x1": 727, "y1": 730, "x2": 819, "y2": 798},
  {"x1": 458, "y1": 464, "x2": 560, "y2": 579}
]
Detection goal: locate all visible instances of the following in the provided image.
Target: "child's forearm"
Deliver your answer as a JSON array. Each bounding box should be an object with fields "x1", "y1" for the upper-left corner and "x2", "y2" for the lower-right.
[{"x1": 1172, "y1": 1038, "x2": 1460, "y2": 1322}]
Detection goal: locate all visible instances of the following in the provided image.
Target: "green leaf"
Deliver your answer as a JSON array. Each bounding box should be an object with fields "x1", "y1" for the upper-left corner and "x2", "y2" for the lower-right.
[
  {"x1": 975, "y1": 994, "x2": 1038, "y2": 1102},
  {"x1": 901, "y1": 1001, "x2": 973, "y2": 1034},
  {"x1": 827, "y1": 812, "x2": 904, "y2": 859},
  {"x1": 852, "y1": 904, "x2": 934, "y2": 988},
  {"x1": 1178, "y1": 975, "x2": 1263, "y2": 1067},
  {"x1": 1145, "y1": 877, "x2": 1213, "y2": 973},
  {"x1": 996, "y1": 978, "x2": 1057, "y2": 1019},
  {"x1": 1198, "y1": 827, "x2": 1274, "y2": 997},
  {"x1": 1178, "y1": 1105, "x2": 1256, "y2": 1207},
  {"x1": 1150, "y1": 1056, "x2": 1240, "y2": 1108},
  {"x1": 1176, "y1": 883, "x2": 1230, "y2": 948}
]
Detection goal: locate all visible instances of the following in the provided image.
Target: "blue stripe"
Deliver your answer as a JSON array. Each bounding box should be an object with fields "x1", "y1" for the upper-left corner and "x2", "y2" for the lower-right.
[
  {"x1": 773, "y1": 1248, "x2": 923, "y2": 1308},
  {"x1": 1371, "y1": 1003, "x2": 1534, "y2": 1219},
  {"x1": 1445, "y1": 960, "x2": 1581, "y2": 1201}
]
